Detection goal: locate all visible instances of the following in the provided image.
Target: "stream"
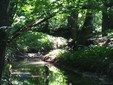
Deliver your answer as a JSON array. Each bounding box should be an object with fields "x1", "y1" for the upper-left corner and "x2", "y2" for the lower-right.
[{"x1": 1, "y1": 58, "x2": 113, "y2": 85}]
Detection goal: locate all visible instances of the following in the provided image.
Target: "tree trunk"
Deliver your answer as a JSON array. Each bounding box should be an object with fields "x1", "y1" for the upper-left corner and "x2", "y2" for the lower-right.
[
  {"x1": 67, "y1": 10, "x2": 79, "y2": 40},
  {"x1": 77, "y1": 11, "x2": 94, "y2": 45},
  {"x1": 0, "y1": 0, "x2": 10, "y2": 81},
  {"x1": 0, "y1": 0, "x2": 10, "y2": 26},
  {"x1": 108, "y1": 8, "x2": 113, "y2": 29},
  {"x1": 41, "y1": 20, "x2": 50, "y2": 33},
  {"x1": 0, "y1": 29, "x2": 7, "y2": 80},
  {"x1": 45, "y1": 66, "x2": 49, "y2": 85},
  {"x1": 102, "y1": 7, "x2": 109, "y2": 36},
  {"x1": 102, "y1": 1, "x2": 113, "y2": 36}
]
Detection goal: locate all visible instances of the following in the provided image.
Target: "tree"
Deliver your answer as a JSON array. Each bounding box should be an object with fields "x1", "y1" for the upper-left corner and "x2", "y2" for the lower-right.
[
  {"x1": 77, "y1": 10, "x2": 94, "y2": 45},
  {"x1": 0, "y1": 0, "x2": 11, "y2": 80},
  {"x1": 1, "y1": 0, "x2": 113, "y2": 81},
  {"x1": 102, "y1": 7, "x2": 109, "y2": 36},
  {"x1": 102, "y1": 0, "x2": 113, "y2": 36},
  {"x1": 67, "y1": 10, "x2": 79, "y2": 40},
  {"x1": 0, "y1": 0, "x2": 58, "y2": 80}
]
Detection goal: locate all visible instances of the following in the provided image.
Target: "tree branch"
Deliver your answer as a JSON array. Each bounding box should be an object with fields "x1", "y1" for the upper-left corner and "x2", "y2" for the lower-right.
[{"x1": 8, "y1": 14, "x2": 55, "y2": 43}]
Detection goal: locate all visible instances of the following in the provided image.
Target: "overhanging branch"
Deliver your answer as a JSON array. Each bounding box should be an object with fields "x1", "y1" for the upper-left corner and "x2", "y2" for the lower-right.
[{"x1": 8, "y1": 13, "x2": 55, "y2": 43}]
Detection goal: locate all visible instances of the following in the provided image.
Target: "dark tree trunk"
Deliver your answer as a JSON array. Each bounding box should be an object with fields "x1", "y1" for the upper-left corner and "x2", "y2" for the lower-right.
[
  {"x1": 108, "y1": 8, "x2": 113, "y2": 29},
  {"x1": 45, "y1": 66, "x2": 49, "y2": 85},
  {"x1": 102, "y1": 1, "x2": 113, "y2": 36},
  {"x1": 102, "y1": 7, "x2": 109, "y2": 36},
  {"x1": 67, "y1": 10, "x2": 79, "y2": 40},
  {"x1": 77, "y1": 11, "x2": 94, "y2": 45},
  {"x1": 0, "y1": 0, "x2": 10, "y2": 26},
  {"x1": 0, "y1": 29, "x2": 7, "y2": 80},
  {"x1": 0, "y1": 0, "x2": 11, "y2": 81},
  {"x1": 42, "y1": 20, "x2": 50, "y2": 33}
]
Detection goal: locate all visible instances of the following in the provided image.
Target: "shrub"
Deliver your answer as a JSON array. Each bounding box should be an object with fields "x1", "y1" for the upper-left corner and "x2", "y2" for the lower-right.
[
  {"x1": 47, "y1": 46, "x2": 113, "y2": 74},
  {"x1": 16, "y1": 31, "x2": 67, "y2": 52}
]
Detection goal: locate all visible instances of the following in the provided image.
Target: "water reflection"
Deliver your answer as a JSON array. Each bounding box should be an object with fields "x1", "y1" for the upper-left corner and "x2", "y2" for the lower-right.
[
  {"x1": 2, "y1": 59, "x2": 67, "y2": 85},
  {"x1": 2, "y1": 59, "x2": 113, "y2": 85}
]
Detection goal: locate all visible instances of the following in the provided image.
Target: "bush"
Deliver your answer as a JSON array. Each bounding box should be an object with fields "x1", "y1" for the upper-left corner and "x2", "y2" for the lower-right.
[
  {"x1": 16, "y1": 31, "x2": 67, "y2": 52},
  {"x1": 47, "y1": 46, "x2": 113, "y2": 74}
]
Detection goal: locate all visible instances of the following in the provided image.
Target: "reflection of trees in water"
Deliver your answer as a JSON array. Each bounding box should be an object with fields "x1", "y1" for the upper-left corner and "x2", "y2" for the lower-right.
[
  {"x1": 7, "y1": 63, "x2": 51, "y2": 85},
  {"x1": 1, "y1": 58, "x2": 13, "y2": 85},
  {"x1": 6, "y1": 61, "x2": 71, "y2": 85},
  {"x1": 44, "y1": 65, "x2": 49, "y2": 85},
  {"x1": 3, "y1": 59, "x2": 113, "y2": 85}
]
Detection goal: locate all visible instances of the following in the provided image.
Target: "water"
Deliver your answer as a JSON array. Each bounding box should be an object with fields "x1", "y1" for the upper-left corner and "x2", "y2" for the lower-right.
[{"x1": 1, "y1": 58, "x2": 113, "y2": 85}]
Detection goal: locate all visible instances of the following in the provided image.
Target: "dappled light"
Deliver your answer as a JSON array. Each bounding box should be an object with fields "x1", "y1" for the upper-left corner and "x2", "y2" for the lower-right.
[
  {"x1": 16, "y1": 31, "x2": 67, "y2": 52},
  {"x1": 1, "y1": 0, "x2": 113, "y2": 84},
  {"x1": 2, "y1": 58, "x2": 113, "y2": 85},
  {"x1": 2, "y1": 59, "x2": 68, "y2": 85}
]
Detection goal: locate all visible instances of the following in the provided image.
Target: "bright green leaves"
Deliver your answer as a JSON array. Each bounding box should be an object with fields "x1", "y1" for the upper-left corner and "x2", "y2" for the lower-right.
[
  {"x1": 22, "y1": 5, "x2": 33, "y2": 14},
  {"x1": 16, "y1": 31, "x2": 67, "y2": 52},
  {"x1": 16, "y1": 31, "x2": 52, "y2": 51},
  {"x1": 11, "y1": 0, "x2": 37, "y2": 33}
]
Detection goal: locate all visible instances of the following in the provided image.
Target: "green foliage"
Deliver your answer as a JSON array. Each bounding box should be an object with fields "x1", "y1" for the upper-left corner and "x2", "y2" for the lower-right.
[
  {"x1": 43, "y1": 49, "x2": 67, "y2": 59},
  {"x1": 49, "y1": 14, "x2": 68, "y2": 29},
  {"x1": 16, "y1": 31, "x2": 67, "y2": 52},
  {"x1": 47, "y1": 46, "x2": 113, "y2": 73},
  {"x1": 16, "y1": 31, "x2": 53, "y2": 52},
  {"x1": 9, "y1": 0, "x2": 104, "y2": 37},
  {"x1": 48, "y1": 65, "x2": 67, "y2": 85},
  {"x1": 6, "y1": 61, "x2": 67, "y2": 85},
  {"x1": 2, "y1": 0, "x2": 113, "y2": 83}
]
